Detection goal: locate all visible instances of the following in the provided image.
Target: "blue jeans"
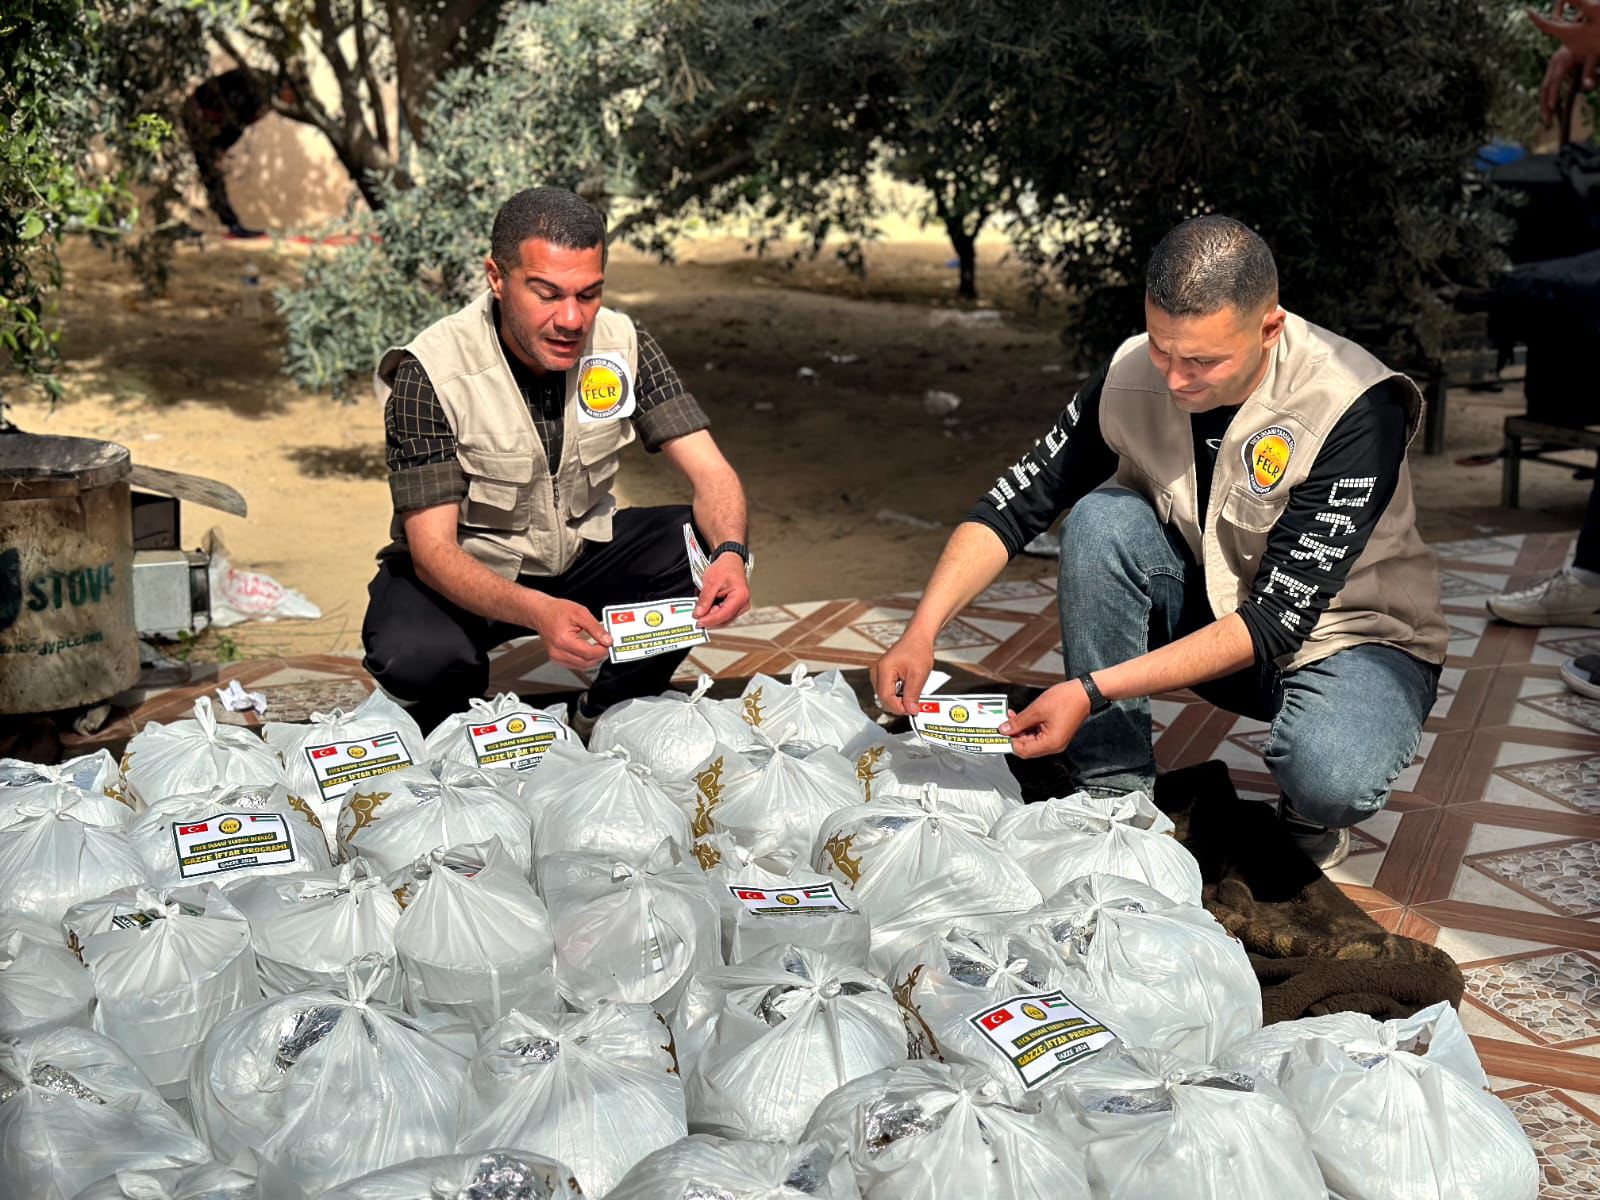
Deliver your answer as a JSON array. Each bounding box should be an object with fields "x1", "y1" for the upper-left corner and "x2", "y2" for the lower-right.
[{"x1": 1057, "y1": 488, "x2": 1440, "y2": 829}]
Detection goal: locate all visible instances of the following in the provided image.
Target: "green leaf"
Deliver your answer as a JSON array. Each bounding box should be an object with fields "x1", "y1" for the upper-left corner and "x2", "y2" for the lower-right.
[{"x1": 19, "y1": 213, "x2": 44, "y2": 241}]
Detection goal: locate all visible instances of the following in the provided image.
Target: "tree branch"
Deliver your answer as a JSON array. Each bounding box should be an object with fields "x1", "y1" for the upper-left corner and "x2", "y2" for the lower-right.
[
  {"x1": 352, "y1": 0, "x2": 392, "y2": 157},
  {"x1": 607, "y1": 149, "x2": 757, "y2": 245}
]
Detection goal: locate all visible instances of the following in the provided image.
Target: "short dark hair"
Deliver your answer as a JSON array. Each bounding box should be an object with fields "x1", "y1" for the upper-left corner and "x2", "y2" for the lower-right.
[
  {"x1": 490, "y1": 187, "x2": 607, "y2": 272},
  {"x1": 1145, "y1": 215, "x2": 1278, "y2": 318}
]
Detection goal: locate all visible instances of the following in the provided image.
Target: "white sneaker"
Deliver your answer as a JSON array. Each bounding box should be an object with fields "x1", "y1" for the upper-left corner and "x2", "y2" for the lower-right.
[
  {"x1": 1486, "y1": 570, "x2": 1600, "y2": 628},
  {"x1": 1560, "y1": 654, "x2": 1600, "y2": 700}
]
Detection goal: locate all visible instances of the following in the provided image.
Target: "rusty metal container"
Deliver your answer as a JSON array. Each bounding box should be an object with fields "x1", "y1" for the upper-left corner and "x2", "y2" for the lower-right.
[{"x1": 0, "y1": 434, "x2": 138, "y2": 713}]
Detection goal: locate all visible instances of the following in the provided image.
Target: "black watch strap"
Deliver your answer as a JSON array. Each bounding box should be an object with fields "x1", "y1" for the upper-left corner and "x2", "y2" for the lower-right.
[
  {"x1": 710, "y1": 541, "x2": 749, "y2": 566},
  {"x1": 1078, "y1": 672, "x2": 1112, "y2": 715}
]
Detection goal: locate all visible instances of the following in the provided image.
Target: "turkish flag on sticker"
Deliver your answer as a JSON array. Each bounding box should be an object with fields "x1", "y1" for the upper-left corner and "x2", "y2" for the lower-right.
[
  {"x1": 309, "y1": 746, "x2": 338, "y2": 758},
  {"x1": 472, "y1": 724, "x2": 498, "y2": 736},
  {"x1": 918, "y1": 702, "x2": 940, "y2": 714},
  {"x1": 980, "y1": 1009, "x2": 1013, "y2": 1031},
  {"x1": 735, "y1": 889, "x2": 766, "y2": 900},
  {"x1": 610, "y1": 611, "x2": 636, "y2": 623},
  {"x1": 177, "y1": 822, "x2": 208, "y2": 836}
]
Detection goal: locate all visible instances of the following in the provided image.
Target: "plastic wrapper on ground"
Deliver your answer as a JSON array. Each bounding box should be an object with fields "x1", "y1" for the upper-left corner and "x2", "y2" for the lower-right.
[
  {"x1": 0, "y1": 1025, "x2": 209, "y2": 1200},
  {"x1": 990, "y1": 791, "x2": 1202, "y2": 905},
  {"x1": 693, "y1": 737, "x2": 861, "y2": 863},
  {"x1": 813, "y1": 794, "x2": 1041, "y2": 974},
  {"x1": 696, "y1": 833, "x2": 871, "y2": 967},
  {"x1": 187, "y1": 959, "x2": 467, "y2": 1194},
  {"x1": 229, "y1": 857, "x2": 403, "y2": 1001},
  {"x1": 541, "y1": 850, "x2": 720, "y2": 1019},
  {"x1": 0, "y1": 793, "x2": 153, "y2": 926},
  {"x1": 526, "y1": 743, "x2": 691, "y2": 867},
  {"x1": 121, "y1": 697, "x2": 289, "y2": 809},
  {"x1": 607, "y1": 1134, "x2": 860, "y2": 1200},
  {"x1": 70, "y1": 1149, "x2": 310, "y2": 1200},
  {"x1": 62, "y1": 884, "x2": 259, "y2": 1100},
  {"x1": 0, "y1": 916, "x2": 95, "y2": 1038},
  {"x1": 391, "y1": 839, "x2": 557, "y2": 1029},
  {"x1": 846, "y1": 729, "x2": 1023, "y2": 825},
  {"x1": 588, "y1": 675, "x2": 756, "y2": 796},
  {"x1": 738, "y1": 664, "x2": 881, "y2": 750},
  {"x1": 456, "y1": 1002, "x2": 686, "y2": 1196},
  {"x1": 803, "y1": 1059, "x2": 1092, "y2": 1200},
  {"x1": 341, "y1": 761, "x2": 537, "y2": 876},
  {"x1": 1050, "y1": 1044, "x2": 1325, "y2": 1200},
  {"x1": 678, "y1": 944, "x2": 909, "y2": 1141},
  {"x1": 127, "y1": 781, "x2": 331, "y2": 891}
]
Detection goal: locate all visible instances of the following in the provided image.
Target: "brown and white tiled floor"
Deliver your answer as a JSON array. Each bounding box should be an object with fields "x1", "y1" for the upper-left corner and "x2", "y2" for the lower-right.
[{"x1": 64, "y1": 531, "x2": 1600, "y2": 1193}]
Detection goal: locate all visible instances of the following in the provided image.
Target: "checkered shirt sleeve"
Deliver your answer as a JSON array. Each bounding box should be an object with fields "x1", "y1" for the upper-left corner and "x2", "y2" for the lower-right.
[
  {"x1": 633, "y1": 324, "x2": 710, "y2": 451},
  {"x1": 385, "y1": 353, "x2": 466, "y2": 513}
]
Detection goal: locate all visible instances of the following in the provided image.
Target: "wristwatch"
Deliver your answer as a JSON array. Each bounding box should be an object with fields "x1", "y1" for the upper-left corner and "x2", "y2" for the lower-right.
[
  {"x1": 710, "y1": 541, "x2": 754, "y2": 577},
  {"x1": 1077, "y1": 672, "x2": 1112, "y2": 715}
]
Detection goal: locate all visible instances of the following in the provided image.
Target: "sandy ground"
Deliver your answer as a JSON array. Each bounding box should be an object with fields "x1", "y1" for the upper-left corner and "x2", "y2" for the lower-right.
[{"x1": 6, "y1": 234, "x2": 1591, "y2": 661}]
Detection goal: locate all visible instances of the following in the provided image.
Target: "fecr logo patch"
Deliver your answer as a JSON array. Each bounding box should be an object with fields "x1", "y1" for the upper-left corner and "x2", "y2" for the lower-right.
[
  {"x1": 1243, "y1": 425, "x2": 1295, "y2": 495},
  {"x1": 576, "y1": 352, "x2": 634, "y2": 420}
]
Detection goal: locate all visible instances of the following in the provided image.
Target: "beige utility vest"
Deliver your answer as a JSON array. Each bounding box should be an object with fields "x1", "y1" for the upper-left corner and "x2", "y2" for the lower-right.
[
  {"x1": 375, "y1": 290, "x2": 638, "y2": 579},
  {"x1": 1098, "y1": 311, "x2": 1447, "y2": 671}
]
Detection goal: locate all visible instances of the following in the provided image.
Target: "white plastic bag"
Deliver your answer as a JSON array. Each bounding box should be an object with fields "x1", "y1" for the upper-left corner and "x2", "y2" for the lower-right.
[
  {"x1": 679, "y1": 944, "x2": 909, "y2": 1142},
  {"x1": 541, "y1": 850, "x2": 721, "y2": 1019},
  {"x1": 608, "y1": 1134, "x2": 860, "y2": 1200},
  {"x1": 0, "y1": 917, "x2": 95, "y2": 1038},
  {"x1": 0, "y1": 778, "x2": 133, "y2": 831},
  {"x1": 1052, "y1": 1045, "x2": 1325, "y2": 1200},
  {"x1": 264, "y1": 690, "x2": 426, "y2": 850},
  {"x1": 322, "y1": 1150, "x2": 589, "y2": 1199},
  {"x1": 120, "y1": 697, "x2": 289, "y2": 808},
  {"x1": 738, "y1": 664, "x2": 880, "y2": 750},
  {"x1": 695, "y1": 738, "x2": 861, "y2": 863},
  {"x1": 0, "y1": 748, "x2": 120, "y2": 796},
  {"x1": 0, "y1": 798, "x2": 151, "y2": 925},
  {"x1": 1019, "y1": 874, "x2": 1261, "y2": 1063},
  {"x1": 341, "y1": 761, "x2": 537, "y2": 876},
  {"x1": 990, "y1": 791, "x2": 1202, "y2": 905},
  {"x1": 589, "y1": 675, "x2": 756, "y2": 794},
  {"x1": 62, "y1": 884, "x2": 260, "y2": 1099},
  {"x1": 803, "y1": 1059, "x2": 1092, "y2": 1200},
  {"x1": 423, "y1": 693, "x2": 575, "y2": 778},
  {"x1": 528, "y1": 742, "x2": 692, "y2": 866},
  {"x1": 698, "y1": 834, "x2": 871, "y2": 967},
  {"x1": 392, "y1": 839, "x2": 557, "y2": 1029},
  {"x1": 456, "y1": 1002, "x2": 687, "y2": 1196},
  {"x1": 229, "y1": 858, "x2": 403, "y2": 1001},
  {"x1": 188, "y1": 960, "x2": 467, "y2": 1194},
  {"x1": 814, "y1": 793, "x2": 1041, "y2": 973},
  {"x1": 205, "y1": 531, "x2": 322, "y2": 626},
  {"x1": 0, "y1": 1025, "x2": 208, "y2": 1200},
  {"x1": 127, "y1": 781, "x2": 331, "y2": 891},
  {"x1": 847, "y1": 730, "x2": 1023, "y2": 824},
  {"x1": 71, "y1": 1150, "x2": 310, "y2": 1200}
]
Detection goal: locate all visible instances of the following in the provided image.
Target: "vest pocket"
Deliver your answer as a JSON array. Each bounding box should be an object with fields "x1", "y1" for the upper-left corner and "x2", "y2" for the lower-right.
[
  {"x1": 566, "y1": 422, "x2": 633, "y2": 517},
  {"x1": 459, "y1": 448, "x2": 534, "y2": 531},
  {"x1": 1218, "y1": 486, "x2": 1286, "y2": 534}
]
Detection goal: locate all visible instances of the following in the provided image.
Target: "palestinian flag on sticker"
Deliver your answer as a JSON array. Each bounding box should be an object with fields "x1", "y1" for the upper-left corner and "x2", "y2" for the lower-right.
[
  {"x1": 976, "y1": 699, "x2": 1008, "y2": 716},
  {"x1": 802, "y1": 886, "x2": 834, "y2": 898},
  {"x1": 670, "y1": 602, "x2": 696, "y2": 614}
]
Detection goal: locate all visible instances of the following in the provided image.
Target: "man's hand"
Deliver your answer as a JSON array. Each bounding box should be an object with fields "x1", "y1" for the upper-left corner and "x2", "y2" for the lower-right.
[
  {"x1": 1000, "y1": 680, "x2": 1090, "y2": 759},
  {"x1": 1532, "y1": 2, "x2": 1600, "y2": 121},
  {"x1": 872, "y1": 631, "x2": 936, "y2": 716},
  {"x1": 528, "y1": 594, "x2": 611, "y2": 669},
  {"x1": 694, "y1": 553, "x2": 751, "y2": 629}
]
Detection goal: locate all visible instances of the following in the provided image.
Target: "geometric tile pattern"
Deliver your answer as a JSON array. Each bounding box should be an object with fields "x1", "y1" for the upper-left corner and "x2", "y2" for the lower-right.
[
  {"x1": 1498, "y1": 755, "x2": 1600, "y2": 816},
  {"x1": 1463, "y1": 952, "x2": 1600, "y2": 1046},
  {"x1": 1499, "y1": 1089, "x2": 1600, "y2": 1198},
  {"x1": 1468, "y1": 840, "x2": 1600, "y2": 918}
]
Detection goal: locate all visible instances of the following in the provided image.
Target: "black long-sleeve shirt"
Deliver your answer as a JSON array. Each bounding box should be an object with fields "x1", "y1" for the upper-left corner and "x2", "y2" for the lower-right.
[{"x1": 965, "y1": 364, "x2": 1410, "y2": 664}]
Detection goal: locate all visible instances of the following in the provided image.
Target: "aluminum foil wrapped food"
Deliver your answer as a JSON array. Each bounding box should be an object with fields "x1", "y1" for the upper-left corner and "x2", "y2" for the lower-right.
[
  {"x1": 0, "y1": 916, "x2": 95, "y2": 1038},
  {"x1": 736, "y1": 664, "x2": 881, "y2": 750},
  {"x1": 321, "y1": 1150, "x2": 586, "y2": 1199},
  {"x1": 526, "y1": 744, "x2": 692, "y2": 868},
  {"x1": 695, "y1": 833, "x2": 871, "y2": 967},
  {"x1": 187, "y1": 957, "x2": 467, "y2": 1194},
  {"x1": 121, "y1": 696, "x2": 290, "y2": 809},
  {"x1": 0, "y1": 1025, "x2": 208, "y2": 1200},
  {"x1": 456, "y1": 1001, "x2": 686, "y2": 1196},
  {"x1": 71, "y1": 1148, "x2": 311, "y2": 1200},
  {"x1": 844, "y1": 729, "x2": 1023, "y2": 825},
  {"x1": 126, "y1": 780, "x2": 332, "y2": 891},
  {"x1": 0, "y1": 786, "x2": 151, "y2": 924},
  {"x1": 588, "y1": 674, "x2": 757, "y2": 796},
  {"x1": 607, "y1": 1134, "x2": 860, "y2": 1200},
  {"x1": 678, "y1": 944, "x2": 909, "y2": 1142},
  {"x1": 692, "y1": 736, "x2": 861, "y2": 864},
  {"x1": 802, "y1": 1059, "x2": 1091, "y2": 1200},
  {"x1": 341, "y1": 761, "x2": 538, "y2": 876}
]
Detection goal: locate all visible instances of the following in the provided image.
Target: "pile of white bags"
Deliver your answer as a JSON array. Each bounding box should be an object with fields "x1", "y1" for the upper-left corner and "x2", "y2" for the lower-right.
[
  {"x1": 848, "y1": 730, "x2": 1024, "y2": 823},
  {"x1": 1021, "y1": 874, "x2": 1261, "y2": 1062},
  {"x1": 608, "y1": 1134, "x2": 860, "y2": 1200},
  {"x1": 390, "y1": 839, "x2": 556, "y2": 1028},
  {"x1": 189, "y1": 960, "x2": 467, "y2": 1194},
  {"x1": 1052, "y1": 1045, "x2": 1326, "y2": 1200},
  {"x1": 264, "y1": 690, "x2": 425, "y2": 848},
  {"x1": 541, "y1": 849, "x2": 720, "y2": 1018},
  {"x1": 0, "y1": 1025, "x2": 209, "y2": 1200},
  {"x1": 0, "y1": 917, "x2": 95, "y2": 1037},
  {"x1": 457, "y1": 1002, "x2": 687, "y2": 1195},
  {"x1": 73, "y1": 1150, "x2": 309, "y2": 1200},
  {"x1": 0, "y1": 789, "x2": 151, "y2": 924},
  {"x1": 62, "y1": 883, "x2": 259, "y2": 1098},
  {"x1": 230, "y1": 858, "x2": 403, "y2": 1000},
  {"x1": 738, "y1": 664, "x2": 880, "y2": 748},
  {"x1": 127, "y1": 781, "x2": 332, "y2": 890},
  {"x1": 423, "y1": 693, "x2": 574, "y2": 776},
  {"x1": 589, "y1": 674, "x2": 755, "y2": 793},
  {"x1": 120, "y1": 697, "x2": 288, "y2": 807},
  {"x1": 678, "y1": 945, "x2": 908, "y2": 1141},
  {"x1": 699, "y1": 833, "x2": 871, "y2": 967},
  {"x1": 814, "y1": 792, "x2": 1041, "y2": 972},
  {"x1": 1218, "y1": 1003, "x2": 1538, "y2": 1200},
  {"x1": 697, "y1": 738, "x2": 861, "y2": 862},
  {"x1": 991, "y1": 791, "x2": 1203, "y2": 905},
  {"x1": 804, "y1": 1060, "x2": 1092, "y2": 1200},
  {"x1": 340, "y1": 761, "x2": 536, "y2": 875},
  {"x1": 528, "y1": 743, "x2": 691, "y2": 865},
  {"x1": 323, "y1": 1150, "x2": 588, "y2": 1199}
]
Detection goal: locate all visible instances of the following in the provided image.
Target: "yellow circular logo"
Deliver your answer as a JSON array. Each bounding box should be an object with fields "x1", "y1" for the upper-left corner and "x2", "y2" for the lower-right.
[
  {"x1": 507, "y1": 718, "x2": 527, "y2": 734},
  {"x1": 580, "y1": 362, "x2": 625, "y2": 414},
  {"x1": 219, "y1": 817, "x2": 242, "y2": 834},
  {"x1": 949, "y1": 705, "x2": 970, "y2": 724},
  {"x1": 1244, "y1": 426, "x2": 1295, "y2": 495},
  {"x1": 777, "y1": 893, "x2": 800, "y2": 906},
  {"x1": 347, "y1": 745, "x2": 367, "y2": 759},
  {"x1": 644, "y1": 610, "x2": 664, "y2": 627},
  {"x1": 1021, "y1": 1003, "x2": 1047, "y2": 1021}
]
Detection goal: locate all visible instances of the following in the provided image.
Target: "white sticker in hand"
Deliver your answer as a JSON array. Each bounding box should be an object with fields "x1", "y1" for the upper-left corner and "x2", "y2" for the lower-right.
[
  {"x1": 603, "y1": 597, "x2": 709, "y2": 664},
  {"x1": 910, "y1": 694, "x2": 1012, "y2": 754}
]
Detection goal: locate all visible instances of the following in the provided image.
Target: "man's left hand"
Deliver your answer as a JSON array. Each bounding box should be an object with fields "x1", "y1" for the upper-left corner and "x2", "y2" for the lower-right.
[
  {"x1": 1000, "y1": 680, "x2": 1090, "y2": 759},
  {"x1": 694, "y1": 553, "x2": 751, "y2": 629}
]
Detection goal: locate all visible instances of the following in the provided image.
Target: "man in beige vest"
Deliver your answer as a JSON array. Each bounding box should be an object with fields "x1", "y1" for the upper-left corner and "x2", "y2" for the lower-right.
[
  {"x1": 362, "y1": 187, "x2": 751, "y2": 733},
  {"x1": 873, "y1": 216, "x2": 1445, "y2": 868}
]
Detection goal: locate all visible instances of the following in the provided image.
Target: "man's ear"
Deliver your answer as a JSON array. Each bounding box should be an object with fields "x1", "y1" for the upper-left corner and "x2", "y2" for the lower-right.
[
  {"x1": 484, "y1": 255, "x2": 505, "y2": 300},
  {"x1": 1260, "y1": 303, "x2": 1287, "y2": 350}
]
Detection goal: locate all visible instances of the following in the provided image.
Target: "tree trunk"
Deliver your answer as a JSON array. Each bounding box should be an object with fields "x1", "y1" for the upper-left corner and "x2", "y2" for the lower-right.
[{"x1": 945, "y1": 218, "x2": 978, "y2": 300}]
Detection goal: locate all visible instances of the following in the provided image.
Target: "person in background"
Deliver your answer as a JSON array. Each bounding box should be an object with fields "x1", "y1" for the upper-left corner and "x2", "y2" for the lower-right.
[{"x1": 179, "y1": 68, "x2": 283, "y2": 239}]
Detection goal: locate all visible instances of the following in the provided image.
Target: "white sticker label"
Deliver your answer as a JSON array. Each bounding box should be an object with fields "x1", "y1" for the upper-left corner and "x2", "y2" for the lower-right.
[
  {"x1": 173, "y1": 812, "x2": 297, "y2": 879},
  {"x1": 727, "y1": 881, "x2": 851, "y2": 916},
  {"x1": 305, "y1": 731, "x2": 413, "y2": 803},
  {"x1": 911, "y1": 694, "x2": 1013, "y2": 754},
  {"x1": 467, "y1": 711, "x2": 570, "y2": 771},
  {"x1": 575, "y1": 351, "x2": 637, "y2": 422},
  {"x1": 967, "y1": 989, "x2": 1117, "y2": 1088},
  {"x1": 603, "y1": 597, "x2": 709, "y2": 664}
]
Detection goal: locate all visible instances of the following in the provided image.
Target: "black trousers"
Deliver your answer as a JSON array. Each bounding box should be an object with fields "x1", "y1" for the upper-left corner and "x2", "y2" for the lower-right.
[{"x1": 362, "y1": 505, "x2": 700, "y2": 728}]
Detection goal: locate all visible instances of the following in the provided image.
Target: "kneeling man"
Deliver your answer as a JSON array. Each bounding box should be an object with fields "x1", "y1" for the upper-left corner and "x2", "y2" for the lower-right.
[
  {"x1": 873, "y1": 215, "x2": 1444, "y2": 868},
  {"x1": 363, "y1": 187, "x2": 751, "y2": 733}
]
